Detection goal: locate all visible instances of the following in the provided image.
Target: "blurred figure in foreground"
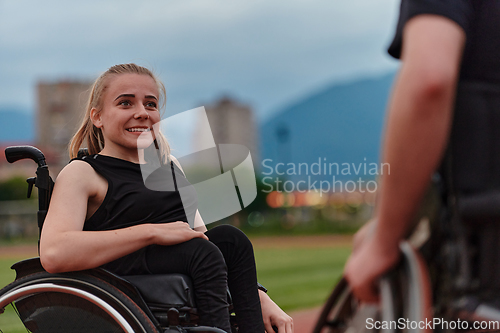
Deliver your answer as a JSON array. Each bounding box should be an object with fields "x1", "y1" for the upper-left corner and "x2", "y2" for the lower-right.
[{"x1": 344, "y1": 0, "x2": 500, "y2": 302}]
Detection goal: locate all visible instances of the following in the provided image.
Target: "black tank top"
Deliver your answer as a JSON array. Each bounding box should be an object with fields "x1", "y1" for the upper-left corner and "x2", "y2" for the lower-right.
[{"x1": 72, "y1": 154, "x2": 198, "y2": 275}]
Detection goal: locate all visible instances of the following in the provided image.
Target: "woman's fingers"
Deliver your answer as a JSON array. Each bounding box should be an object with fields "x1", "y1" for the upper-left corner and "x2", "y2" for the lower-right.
[
  {"x1": 194, "y1": 230, "x2": 209, "y2": 240},
  {"x1": 279, "y1": 317, "x2": 293, "y2": 333},
  {"x1": 264, "y1": 321, "x2": 275, "y2": 333},
  {"x1": 153, "y1": 222, "x2": 209, "y2": 245},
  {"x1": 265, "y1": 316, "x2": 293, "y2": 333},
  {"x1": 181, "y1": 228, "x2": 208, "y2": 241}
]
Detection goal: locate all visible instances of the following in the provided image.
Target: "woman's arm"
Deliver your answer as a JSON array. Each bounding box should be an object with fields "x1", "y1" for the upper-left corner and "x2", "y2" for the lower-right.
[
  {"x1": 170, "y1": 155, "x2": 207, "y2": 232},
  {"x1": 259, "y1": 291, "x2": 293, "y2": 333},
  {"x1": 40, "y1": 160, "x2": 207, "y2": 274}
]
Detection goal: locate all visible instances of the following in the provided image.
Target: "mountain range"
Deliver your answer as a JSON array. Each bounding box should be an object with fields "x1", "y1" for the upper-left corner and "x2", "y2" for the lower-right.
[
  {"x1": 259, "y1": 72, "x2": 395, "y2": 181},
  {"x1": 0, "y1": 108, "x2": 35, "y2": 143},
  {"x1": 0, "y1": 72, "x2": 396, "y2": 182}
]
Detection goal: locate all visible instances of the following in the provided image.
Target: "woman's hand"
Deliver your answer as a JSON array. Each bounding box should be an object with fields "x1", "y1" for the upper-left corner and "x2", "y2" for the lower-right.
[
  {"x1": 259, "y1": 290, "x2": 293, "y2": 333},
  {"x1": 150, "y1": 222, "x2": 208, "y2": 245}
]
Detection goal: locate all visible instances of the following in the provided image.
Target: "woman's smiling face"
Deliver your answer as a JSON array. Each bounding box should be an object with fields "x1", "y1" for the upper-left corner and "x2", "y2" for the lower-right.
[{"x1": 91, "y1": 73, "x2": 161, "y2": 158}]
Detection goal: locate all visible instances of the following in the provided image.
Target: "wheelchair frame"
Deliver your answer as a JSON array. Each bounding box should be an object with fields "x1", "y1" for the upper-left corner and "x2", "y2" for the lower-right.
[
  {"x1": 313, "y1": 179, "x2": 500, "y2": 333},
  {"x1": 0, "y1": 145, "x2": 230, "y2": 333}
]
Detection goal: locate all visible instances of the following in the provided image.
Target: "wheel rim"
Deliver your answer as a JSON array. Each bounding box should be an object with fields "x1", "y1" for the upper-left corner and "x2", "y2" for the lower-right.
[{"x1": 0, "y1": 283, "x2": 135, "y2": 333}]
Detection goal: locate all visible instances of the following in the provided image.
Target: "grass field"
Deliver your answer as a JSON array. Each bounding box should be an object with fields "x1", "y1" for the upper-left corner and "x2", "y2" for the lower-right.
[
  {"x1": 0, "y1": 257, "x2": 25, "y2": 287},
  {"x1": 254, "y1": 246, "x2": 350, "y2": 311},
  {"x1": 0, "y1": 238, "x2": 351, "y2": 331},
  {"x1": 0, "y1": 256, "x2": 29, "y2": 333}
]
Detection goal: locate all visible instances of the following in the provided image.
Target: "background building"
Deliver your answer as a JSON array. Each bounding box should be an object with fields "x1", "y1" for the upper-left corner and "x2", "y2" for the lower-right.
[
  {"x1": 37, "y1": 80, "x2": 92, "y2": 170},
  {"x1": 194, "y1": 97, "x2": 259, "y2": 168}
]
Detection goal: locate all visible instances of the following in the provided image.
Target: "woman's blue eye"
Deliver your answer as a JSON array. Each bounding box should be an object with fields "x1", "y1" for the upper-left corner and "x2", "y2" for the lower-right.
[
  {"x1": 119, "y1": 100, "x2": 131, "y2": 106},
  {"x1": 146, "y1": 101, "x2": 157, "y2": 108}
]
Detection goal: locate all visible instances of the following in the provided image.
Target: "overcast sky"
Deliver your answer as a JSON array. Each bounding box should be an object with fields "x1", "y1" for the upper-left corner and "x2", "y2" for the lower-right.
[{"x1": 0, "y1": 0, "x2": 400, "y2": 121}]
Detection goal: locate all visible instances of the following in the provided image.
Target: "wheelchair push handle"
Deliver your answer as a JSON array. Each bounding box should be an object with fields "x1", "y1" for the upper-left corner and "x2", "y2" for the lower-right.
[{"x1": 5, "y1": 145, "x2": 47, "y2": 167}]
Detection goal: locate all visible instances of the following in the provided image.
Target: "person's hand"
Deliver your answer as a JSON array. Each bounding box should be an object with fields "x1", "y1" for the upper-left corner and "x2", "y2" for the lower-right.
[
  {"x1": 259, "y1": 290, "x2": 293, "y2": 333},
  {"x1": 344, "y1": 236, "x2": 400, "y2": 303},
  {"x1": 150, "y1": 222, "x2": 208, "y2": 246},
  {"x1": 352, "y1": 219, "x2": 377, "y2": 253}
]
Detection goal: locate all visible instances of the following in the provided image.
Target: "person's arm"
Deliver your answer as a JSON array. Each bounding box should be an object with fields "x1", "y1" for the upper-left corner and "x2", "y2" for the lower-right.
[
  {"x1": 344, "y1": 14, "x2": 466, "y2": 302},
  {"x1": 259, "y1": 290, "x2": 293, "y2": 333},
  {"x1": 40, "y1": 161, "x2": 207, "y2": 274}
]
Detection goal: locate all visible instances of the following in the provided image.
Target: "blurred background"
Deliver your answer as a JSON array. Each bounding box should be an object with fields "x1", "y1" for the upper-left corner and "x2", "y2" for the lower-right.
[
  {"x1": 0, "y1": 0, "x2": 401, "y2": 237},
  {"x1": 0, "y1": 0, "x2": 401, "y2": 321}
]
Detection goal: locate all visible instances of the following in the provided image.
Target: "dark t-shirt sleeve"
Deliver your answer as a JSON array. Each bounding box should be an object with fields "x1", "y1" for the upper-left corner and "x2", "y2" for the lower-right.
[{"x1": 388, "y1": 0, "x2": 474, "y2": 59}]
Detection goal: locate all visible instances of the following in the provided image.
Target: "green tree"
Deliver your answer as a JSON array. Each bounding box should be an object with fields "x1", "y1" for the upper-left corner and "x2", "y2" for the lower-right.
[{"x1": 0, "y1": 176, "x2": 30, "y2": 201}]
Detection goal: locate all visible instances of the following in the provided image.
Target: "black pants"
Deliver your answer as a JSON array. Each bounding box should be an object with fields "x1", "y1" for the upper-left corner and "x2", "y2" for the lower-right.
[{"x1": 145, "y1": 225, "x2": 265, "y2": 333}]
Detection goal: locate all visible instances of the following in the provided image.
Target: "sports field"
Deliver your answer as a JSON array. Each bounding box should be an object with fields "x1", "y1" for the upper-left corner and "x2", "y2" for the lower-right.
[
  {"x1": 0, "y1": 235, "x2": 352, "y2": 331},
  {"x1": 252, "y1": 235, "x2": 351, "y2": 311}
]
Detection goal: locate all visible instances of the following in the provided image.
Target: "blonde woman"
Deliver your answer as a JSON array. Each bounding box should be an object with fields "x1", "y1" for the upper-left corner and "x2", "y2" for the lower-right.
[{"x1": 40, "y1": 64, "x2": 293, "y2": 333}]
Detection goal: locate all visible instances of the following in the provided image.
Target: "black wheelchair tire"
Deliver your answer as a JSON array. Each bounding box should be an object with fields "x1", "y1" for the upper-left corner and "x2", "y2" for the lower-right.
[{"x1": 0, "y1": 270, "x2": 159, "y2": 333}]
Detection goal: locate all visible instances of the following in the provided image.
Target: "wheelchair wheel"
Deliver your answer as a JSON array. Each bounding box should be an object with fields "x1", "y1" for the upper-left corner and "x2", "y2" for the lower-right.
[
  {"x1": 0, "y1": 270, "x2": 159, "y2": 333},
  {"x1": 313, "y1": 242, "x2": 432, "y2": 333},
  {"x1": 313, "y1": 277, "x2": 361, "y2": 333}
]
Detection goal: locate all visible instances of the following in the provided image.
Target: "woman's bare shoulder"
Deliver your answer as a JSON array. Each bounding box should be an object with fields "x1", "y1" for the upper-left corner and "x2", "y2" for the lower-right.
[
  {"x1": 55, "y1": 159, "x2": 101, "y2": 194},
  {"x1": 57, "y1": 159, "x2": 95, "y2": 178}
]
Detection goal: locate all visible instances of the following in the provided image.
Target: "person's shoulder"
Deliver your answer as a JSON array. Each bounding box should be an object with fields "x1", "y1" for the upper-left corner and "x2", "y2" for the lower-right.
[
  {"x1": 388, "y1": 0, "x2": 474, "y2": 59},
  {"x1": 55, "y1": 158, "x2": 100, "y2": 189}
]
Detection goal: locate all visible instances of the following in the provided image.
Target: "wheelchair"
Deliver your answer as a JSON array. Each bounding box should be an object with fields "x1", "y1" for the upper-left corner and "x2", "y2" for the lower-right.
[
  {"x1": 0, "y1": 145, "x2": 234, "y2": 333},
  {"x1": 314, "y1": 82, "x2": 500, "y2": 333},
  {"x1": 313, "y1": 180, "x2": 500, "y2": 332}
]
